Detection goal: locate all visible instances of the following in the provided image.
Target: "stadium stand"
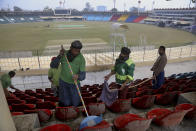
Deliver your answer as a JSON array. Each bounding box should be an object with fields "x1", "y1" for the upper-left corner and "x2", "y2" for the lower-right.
[
  {"x1": 85, "y1": 14, "x2": 96, "y2": 21},
  {"x1": 5, "y1": 71, "x2": 196, "y2": 130},
  {"x1": 94, "y1": 15, "x2": 104, "y2": 21},
  {"x1": 4, "y1": 70, "x2": 196, "y2": 130},
  {"x1": 117, "y1": 15, "x2": 129, "y2": 22},
  {"x1": 125, "y1": 15, "x2": 138, "y2": 23},
  {"x1": 133, "y1": 16, "x2": 147, "y2": 23},
  {"x1": 102, "y1": 15, "x2": 112, "y2": 21},
  {"x1": 110, "y1": 14, "x2": 121, "y2": 22},
  {"x1": 6, "y1": 71, "x2": 196, "y2": 111}
]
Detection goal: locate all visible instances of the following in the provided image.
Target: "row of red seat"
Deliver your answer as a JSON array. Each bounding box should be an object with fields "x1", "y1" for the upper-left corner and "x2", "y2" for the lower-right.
[
  {"x1": 39, "y1": 103, "x2": 196, "y2": 131},
  {"x1": 7, "y1": 77, "x2": 196, "y2": 113},
  {"x1": 114, "y1": 103, "x2": 196, "y2": 130}
]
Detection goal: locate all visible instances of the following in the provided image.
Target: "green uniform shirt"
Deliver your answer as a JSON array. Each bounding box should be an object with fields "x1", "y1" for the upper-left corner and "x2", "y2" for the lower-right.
[
  {"x1": 60, "y1": 52, "x2": 86, "y2": 84},
  {"x1": 0, "y1": 73, "x2": 11, "y2": 89},
  {"x1": 48, "y1": 65, "x2": 61, "y2": 86},
  {"x1": 112, "y1": 58, "x2": 135, "y2": 84}
]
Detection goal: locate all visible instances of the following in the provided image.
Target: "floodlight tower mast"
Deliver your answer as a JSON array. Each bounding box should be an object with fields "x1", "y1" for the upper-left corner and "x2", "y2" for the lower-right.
[
  {"x1": 138, "y1": 0, "x2": 141, "y2": 16},
  {"x1": 63, "y1": 0, "x2": 65, "y2": 8},
  {"x1": 113, "y1": 0, "x2": 116, "y2": 9},
  {"x1": 59, "y1": 1, "x2": 62, "y2": 8},
  {"x1": 152, "y1": 1, "x2": 155, "y2": 10},
  {"x1": 124, "y1": 0, "x2": 126, "y2": 12}
]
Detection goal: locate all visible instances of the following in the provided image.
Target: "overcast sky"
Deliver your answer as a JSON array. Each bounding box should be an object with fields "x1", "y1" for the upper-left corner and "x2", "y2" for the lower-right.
[{"x1": 0, "y1": 0, "x2": 195, "y2": 11}]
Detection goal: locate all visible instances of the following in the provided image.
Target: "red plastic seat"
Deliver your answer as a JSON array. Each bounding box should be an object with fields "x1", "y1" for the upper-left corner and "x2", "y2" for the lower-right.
[
  {"x1": 44, "y1": 92, "x2": 54, "y2": 96},
  {"x1": 87, "y1": 102, "x2": 105, "y2": 116},
  {"x1": 114, "y1": 113, "x2": 153, "y2": 131},
  {"x1": 6, "y1": 94, "x2": 17, "y2": 100},
  {"x1": 45, "y1": 88, "x2": 52, "y2": 93},
  {"x1": 81, "y1": 93, "x2": 91, "y2": 97},
  {"x1": 13, "y1": 92, "x2": 25, "y2": 98},
  {"x1": 80, "y1": 120, "x2": 112, "y2": 131},
  {"x1": 175, "y1": 103, "x2": 196, "y2": 119},
  {"x1": 7, "y1": 99, "x2": 26, "y2": 105},
  {"x1": 155, "y1": 91, "x2": 179, "y2": 105},
  {"x1": 137, "y1": 86, "x2": 150, "y2": 92},
  {"x1": 25, "y1": 90, "x2": 33, "y2": 94},
  {"x1": 25, "y1": 97, "x2": 37, "y2": 104},
  {"x1": 132, "y1": 95, "x2": 155, "y2": 109},
  {"x1": 96, "y1": 91, "x2": 102, "y2": 98},
  {"x1": 44, "y1": 96, "x2": 59, "y2": 102},
  {"x1": 12, "y1": 112, "x2": 24, "y2": 116},
  {"x1": 55, "y1": 106, "x2": 79, "y2": 121},
  {"x1": 168, "y1": 85, "x2": 179, "y2": 91},
  {"x1": 24, "y1": 109, "x2": 37, "y2": 114},
  {"x1": 136, "y1": 89, "x2": 153, "y2": 97},
  {"x1": 92, "y1": 89, "x2": 99, "y2": 94},
  {"x1": 38, "y1": 109, "x2": 53, "y2": 122},
  {"x1": 17, "y1": 94, "x2": 31, "y2": 100},
  {"x1": 107, "y1": 99, "x2": 131, "y2": 112},
  {"x1": 36, "y1": 93, "x2": 44, "y2": 99},
  {"x1": 126, "y1": 91, "x2": 136, "y2": 98},
  {"x1": 12, "y1": 104, "x2": 35, "y2": 112},
  {"x1": 153, "y1": 86, "x2": 167, "y2": 94},
  {"x1": 40, "y1": 124, "x2": 71, "y2": 131},
  {"x1": 25, "y1": 90, "x2": 36, "y2": 96},
  {"x1": 83, "y1": 96, "x2": 97, "y2": 105},
  {"x1": 36, "y1": 89, "x2": 44, "y2": 93},
  {"x1": 147, "y1": 108, "x2": 192, "y2": 127},
  {"x1": 36, "y1": 101, "x2": 56, "y2": 109},
  {"x1": 183, "y1": 88, "x2": 196, "y2": 93},
  {"x1": 24, "y1": 109, "x2": 53, "y2": 122}
]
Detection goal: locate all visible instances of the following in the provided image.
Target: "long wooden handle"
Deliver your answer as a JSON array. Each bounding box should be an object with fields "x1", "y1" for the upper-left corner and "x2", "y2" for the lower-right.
[
  {"x1": 128, "y1": 78, "x2": 152, "y2": 89},
  {"x1": 64, "y1": 51, "x2": 89, "y2": 116},
  {"x1": 110, "y1": 78, "x2": 152, "y2": 91}
]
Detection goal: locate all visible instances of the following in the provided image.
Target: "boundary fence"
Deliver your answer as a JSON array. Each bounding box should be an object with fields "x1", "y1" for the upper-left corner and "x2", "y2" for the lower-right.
[{"x1": 0, "y1": 44, "x2": 196, "y2": 71}]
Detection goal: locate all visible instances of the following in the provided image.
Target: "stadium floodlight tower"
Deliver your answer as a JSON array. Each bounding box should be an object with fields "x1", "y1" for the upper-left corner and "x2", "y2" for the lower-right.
[{"x1": 110, "y1": 23, "x2": 128, "y2": 53}]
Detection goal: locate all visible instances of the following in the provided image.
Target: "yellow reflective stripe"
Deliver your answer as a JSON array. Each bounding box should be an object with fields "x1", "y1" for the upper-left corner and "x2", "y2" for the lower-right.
[
  {"x1": 127, "y1": 75, "x2": 134, "y2": 81},
  {"x1": 125, "y1": 59, "x2": 134, "y2": 66},
  {"x1": 116, "y1": 73, "x2": 127, "y2": 80}
]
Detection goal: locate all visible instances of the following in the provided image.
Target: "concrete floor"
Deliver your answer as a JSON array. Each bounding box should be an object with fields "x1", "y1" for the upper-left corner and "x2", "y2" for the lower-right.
[{"x1": 11, "y1": 60, "x2": 196, "y2": 90}]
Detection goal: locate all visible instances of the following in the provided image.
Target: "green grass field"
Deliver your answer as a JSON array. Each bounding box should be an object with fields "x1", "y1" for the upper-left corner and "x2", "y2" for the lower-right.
[{"x1": 0, "y1": 21, "x2": 195, "y2": 51}]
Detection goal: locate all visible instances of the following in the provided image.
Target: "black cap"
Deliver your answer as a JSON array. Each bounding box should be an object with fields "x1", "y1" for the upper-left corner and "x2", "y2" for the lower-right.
[
  {"x1": 71, "y1": 40, "x2": 83, "y2": 49},
  {"x1": 8, "y1": 71, "x2": 16, "y2": 77},
  {"x1": 121, "y1": 47, "x2": 131, "y2": 55}
]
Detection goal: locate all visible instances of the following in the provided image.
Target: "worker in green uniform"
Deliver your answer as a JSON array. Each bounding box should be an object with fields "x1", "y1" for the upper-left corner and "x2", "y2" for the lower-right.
[
  {"x1": 48, "y1": 57, "x2": 61, "y2": 97},
  {"x1": 51, "y1": 40, "x2": 86, "y2": 107},
  {"x1": 105, "y1": 47, "x2": 135, "y2": 99},
  {"x1": 0, "y1": 71, "x2": 18, "y2": 97}
]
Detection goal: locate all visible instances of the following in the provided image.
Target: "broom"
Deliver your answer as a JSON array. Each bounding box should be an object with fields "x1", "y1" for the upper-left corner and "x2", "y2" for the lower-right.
[
  {"x1": 110, "y1": 78, "x2": 152, "y2": 91},
  {"x1": 61, "y1": 45, "x2": 102, "y2": 130}
]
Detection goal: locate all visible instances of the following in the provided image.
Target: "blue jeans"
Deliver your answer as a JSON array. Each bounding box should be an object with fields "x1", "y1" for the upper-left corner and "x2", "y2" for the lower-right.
[
  {"x1": 152, "y1": 71, "x2": 165, "y2": 89},
  {"x1": 59, "y1": 79, "x2": 81, "y2": 107}
]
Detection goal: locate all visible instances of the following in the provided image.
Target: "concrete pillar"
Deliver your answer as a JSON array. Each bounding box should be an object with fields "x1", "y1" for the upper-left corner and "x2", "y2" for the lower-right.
[{"x1": 0, "y1": 82, "x2": 16, "y2": 131}]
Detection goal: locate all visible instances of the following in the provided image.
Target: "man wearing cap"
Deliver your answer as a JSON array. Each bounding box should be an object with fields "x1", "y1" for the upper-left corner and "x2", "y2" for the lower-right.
[
  {"x1": 1, "y1": 71, "x2": 18, "y2": 97},
  {"x1": 52, "y1": 40, "x2": 86, "y2": 107},
  {"x1": 105, "y1": 47, "x2": 135, "y2": 99},
  {"x1": 48, "y1": 57, "x2": 61, "y2": 97}
]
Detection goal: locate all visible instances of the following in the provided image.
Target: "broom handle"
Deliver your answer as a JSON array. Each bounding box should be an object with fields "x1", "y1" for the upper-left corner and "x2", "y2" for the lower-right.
[
  {"x1": 63, "y1": 50, "x2": 89, "y2": 117},
  {"x1": 128, "y1": 78, "x2": 152, "y2": 89},
  {"x1": 111, "y1": 78, "x2": 152, "y2": 91}
]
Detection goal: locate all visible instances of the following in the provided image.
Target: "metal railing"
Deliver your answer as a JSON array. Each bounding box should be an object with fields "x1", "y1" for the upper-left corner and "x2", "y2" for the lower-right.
[{"x1": 0, "y1": 44, "x2": 196, "y2": 71}]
